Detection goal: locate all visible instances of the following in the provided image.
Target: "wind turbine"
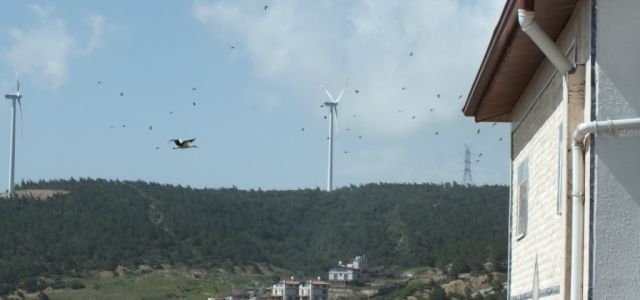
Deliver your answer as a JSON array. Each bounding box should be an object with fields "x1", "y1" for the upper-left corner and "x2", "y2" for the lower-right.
[
  {"x1": 4, "y1": 61, "x2": 23, "y2": 198},
  {"x1": 317, "y1": 79, "x2": 348, "y2": 192}
]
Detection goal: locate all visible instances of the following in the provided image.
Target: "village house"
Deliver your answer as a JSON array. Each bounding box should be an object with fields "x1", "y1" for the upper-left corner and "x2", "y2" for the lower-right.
[
  {"x1": 463, "y1": 0, "x2": 640, "y2": 299},
  {"x1": 270, "y1": 278, "x2": 329, "y2": 300},
  {"x1": 328, "y1": 255, "x2": 367, "y2": 287}
]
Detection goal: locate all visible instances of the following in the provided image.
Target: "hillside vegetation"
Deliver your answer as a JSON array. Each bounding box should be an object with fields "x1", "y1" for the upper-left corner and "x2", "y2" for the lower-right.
[{"x1": 0, "y1": 179, "x2": 508, "y2": 297}]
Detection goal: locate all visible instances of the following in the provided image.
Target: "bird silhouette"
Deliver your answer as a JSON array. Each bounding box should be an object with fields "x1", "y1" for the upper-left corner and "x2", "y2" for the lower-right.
[
  {"x1": 398, "y1": 110, "x2": 402, "y2": 113},
  {"x1": 320, "y1": 105, "x2": 324, "y2": 108},
  {"x1": 477, "y1": 129, "x2": 480, "y2": 134},
  {"x1": 265, "y1": 5, "x2": 268, "y2": 10},
  {"x1": 493, "y1": 122, "x2": 497, "y2": 126},
  {"x1": 324, "y1": 116, "x2": 327, "y2": 119},
  {"x1": 120, "y1": 92, "x2": 123, "y2": 96},
  {"x1": 458, "y1": 95, "x2": 463, "y2": 98},
  {"x1": 170, "y1": 111, "x2": 173, "y2": 114},
  {"x1": 479, "y1": 153, "x2": 482, "y2": 157},
  {"x1": 169, "y1": 138, "x2": 198, "y2": 149},
  {"x1": 412, "y1": 116, "x2": 415, "y2": 119},
  {"x1": 327, "y1": 137, "x2": 329, "y2": 140},
  {"x1": 193, "y1": 102, "x2": 196, "y2": 106},
  {"x1": 402, "y1": 87, "x2": 406, "y2": 90},
  {"x1": 344, "y1": 151, "x2": 347, "y2": 153},
  {"x1": 353, "y1": 115, "x2": 356, "y2": 117},
  {"x1": 355, "y1": 90, "x2": 359, "y2": 94},
  {"x1": 409, "y1": 52, "x2": 413, "y2": 56},
  {"x1": 150, "y1": 126, "x2": 152, "y2": 130},
  {"x1": 437, "y1": 94, "x2": 440, "y2": 98},
  {"x1": 476, "y1": 159, "x2": 480, "y2": 163},
  {"x1": 110, "y1": 125, "x2": 113, "y2": 128},
  {"x1": 302, "y1": 128, "x2": 304, "y2": 131},
  {"x1": 346, "y1": 128, "x2": 349, "y2": 131},
  {"x1": 192, "y1": 88, "x2": 196, "y2": 91},
  {"x1": 358, "y1": 136, "x2": 362, "y2": 138},
  {"x1": 231, "y1": 46, "x2": 235, "y2": 49},
  {"x1": 98, "y1": 81, "x2": 101, "y2": 84},
  {"x1": 499, "y1": 137, "x2": 503, "y2": 141},
  {"x1": 435, "y1": 131, "x2": 439, "y2": 135},
  {"x1": 123, "y1": 125, "x2": 126, "y2": 128},
  {"x1": 430, "y1": 109, "x2": 433, "y2": 112},
  {"x1": 156, "y1": 147, "x2": 160, "y2": 150}
]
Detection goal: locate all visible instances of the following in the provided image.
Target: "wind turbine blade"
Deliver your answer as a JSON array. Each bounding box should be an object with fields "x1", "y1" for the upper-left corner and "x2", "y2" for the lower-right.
[
  {"x1": 334, "y1": 78, "x2": 349, "y2": 103},
  {"x1": 11, "y1": 59, "x2": 20, "y2": 96},
  {"x1": 317, "y1": 82, "x2": 334, "y2": 102},
  {"x1": 17, "y1": 99, "x2": 23, "y2": 138}
]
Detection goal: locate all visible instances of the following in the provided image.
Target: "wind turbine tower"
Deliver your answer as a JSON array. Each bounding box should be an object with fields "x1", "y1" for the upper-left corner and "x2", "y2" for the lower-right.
[
  {"x1": 317, "y1": 79, "x2": 348, "y2": 192},
  {"x1": 463, "y1": 144, "x2": 474, "y2": 185},
  {"x1": 5, "y1": 62, "x2": 23, "y2": 197}
]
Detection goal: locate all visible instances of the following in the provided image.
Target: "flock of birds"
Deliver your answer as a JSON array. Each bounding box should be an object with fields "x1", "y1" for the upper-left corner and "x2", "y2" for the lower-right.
[{"x1": 98, "y1": 4, "x2": 505, "y2": 169}]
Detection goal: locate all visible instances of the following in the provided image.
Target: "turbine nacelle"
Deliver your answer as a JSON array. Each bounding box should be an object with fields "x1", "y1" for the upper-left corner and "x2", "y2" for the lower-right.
[{"x1": 324, "y1": 101, "x2": 337, "y2": 106}]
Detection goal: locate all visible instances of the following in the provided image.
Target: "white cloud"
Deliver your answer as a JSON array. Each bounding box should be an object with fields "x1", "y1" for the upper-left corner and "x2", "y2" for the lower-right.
[
  {"x1": 4, "y1": 4, "x2": 110, "y2": 90},
  {"x1": 193, "y1": 0, "x2": 509, "y2": 185}
]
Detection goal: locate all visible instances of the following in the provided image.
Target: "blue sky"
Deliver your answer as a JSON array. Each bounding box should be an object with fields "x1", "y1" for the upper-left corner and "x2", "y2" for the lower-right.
[{"x1": 0, "y1": 1, "x2": 509, "y2": 191}]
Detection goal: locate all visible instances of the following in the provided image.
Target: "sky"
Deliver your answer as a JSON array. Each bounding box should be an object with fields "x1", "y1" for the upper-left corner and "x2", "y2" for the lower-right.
[{"x1": 0, "y1": 0, "x2": 510, "y2": 191}]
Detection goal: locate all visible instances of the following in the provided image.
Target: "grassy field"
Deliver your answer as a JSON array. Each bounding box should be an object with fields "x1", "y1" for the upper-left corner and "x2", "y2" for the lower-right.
[{"x1": 8, "y1": 265, "x2": 285, "y2": 300}]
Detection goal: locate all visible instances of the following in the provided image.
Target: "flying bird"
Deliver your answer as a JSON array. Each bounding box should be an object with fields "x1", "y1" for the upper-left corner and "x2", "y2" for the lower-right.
[
  {"x1": 402, "y1": 87, "x2": 406, "y2": 90},
  {"x1": 150, "y1": 126, "x2": 152, "y2": 130},
  {"x1": 412, "y1": 116, "x2": 415, "y2": 119},
  {"x1": 477, "y1": 129, "x2": 480, "y2": 134},
  {"x1": 170, "y1": 111, "x2": 173, "y2": 114},
  {"x1": 192, "y1": 88, "x2": 196, "y2": 91},
  {"x1": 302, "y1": 128, "x2": 305, "y2": 131},
  {"x1": 320, "y1": 105, "x2": 324, "y2": 108},
  {"x1": 98, "y1": 81, "x2": 101, "y2": 84},
  {"x1": 479, "y1": 153, "x2": 482, "y2": 157},
  {"x1": 476, "y1": 160, "x2": 480, "y2": 163},
  {"x1": 499, "y1": 137, "x2": 503, "y2": 141},
  {"x1": 123, "y1": 125, "x2": 126, "y2": 128},
  {"x1": 409, "y1": 52, "x2": 413, "y2": 56},
  {"x1": 355, "y1": 90, "x2": 359, "y2": 94},
  {"x1": 344, "y1": 151, "x2": 347, "y2": 154},
  {"x1": 120, "y1": 92, "x2": 124, "y2": 96},
  {"x1": 353, "y1": 115, "x2": 356, "y2": 117},
  {"x1": 437, "y1": 94, "x2": 440, "y2": 98},
  {"x1": 458, "y1": 95, "x2": 463, "y2": 99},
  {"x1": 358, "y1": 136, "x2": 362, "y2": 138},
  {"x1": 324, "y1": 116, "x2": 327, "y2": 119},
  {"x1": 430, "y1": 109, "x2": 433, "y2": 112},
  {"x1": 493, "y1": 122, "x2": 497, "y2": 126},
  {"x1": 169, "y1": 138, "x2": 198, "y2": 149},
  {"x1": 435, "y1": 131, "x2": 439, "y2": 135},
  {"x1": 231, "y1": 46, "x2": 235, "y2": 49},
  {"x1": 156, "y1": 147, "x2": 160, "y2": 150},
  {"x1": 265, "y1": 5, "x2": 269, "y2": 10},
  {"x1": 193, "y1": 102, "x2": 196, "y2": 106}
]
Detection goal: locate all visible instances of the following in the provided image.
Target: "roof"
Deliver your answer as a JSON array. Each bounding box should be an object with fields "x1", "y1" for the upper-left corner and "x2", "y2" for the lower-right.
[
  {"x1": 462, "y1": 0, "x2": 579, "y2": 122},
  {"x1": 303, "y1": 280, "x2": 330, "y2": 285}
]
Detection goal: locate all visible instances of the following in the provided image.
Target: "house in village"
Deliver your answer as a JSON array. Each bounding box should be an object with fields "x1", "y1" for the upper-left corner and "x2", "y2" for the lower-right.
[
  {"x1": 270, "y1": 278, "x2": 329, "y2": 300},
  {"x1": 328, "y1": 255, "x2": 367, "y2": 287},
  {"x1": 463, "y1": 0, "x2": 640, "y2": 299}
]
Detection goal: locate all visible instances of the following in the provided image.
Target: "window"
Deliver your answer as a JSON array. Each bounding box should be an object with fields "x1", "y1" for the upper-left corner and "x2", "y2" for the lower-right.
[
  {"x1": 517, "y1": 158, "x2": 529, "y2": 238},
  {"x1": 557, "y1": 123, "x2": 564, "y2": 215}
]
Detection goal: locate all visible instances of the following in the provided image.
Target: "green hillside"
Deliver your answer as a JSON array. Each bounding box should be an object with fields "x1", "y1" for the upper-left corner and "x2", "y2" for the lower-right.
[{"x1": 0, "y1": 179, "x2": 508, "y2": 296}]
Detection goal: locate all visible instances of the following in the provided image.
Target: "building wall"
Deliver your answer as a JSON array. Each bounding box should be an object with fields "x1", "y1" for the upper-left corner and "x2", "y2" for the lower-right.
[
  {"x1": 592, "y1": 0, "x2": 640, "y2": 298},
  {"x1": 507, "y1": 1, "x2": 591, "y2": 299},
  {"x1": 510, "y1": 70, "x2": 564, "y2": 300}
]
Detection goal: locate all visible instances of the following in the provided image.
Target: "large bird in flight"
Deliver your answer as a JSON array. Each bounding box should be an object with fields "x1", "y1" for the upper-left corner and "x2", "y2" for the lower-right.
[{"x1": 169, "y1": 138, "x2": 198, "y2": 149}]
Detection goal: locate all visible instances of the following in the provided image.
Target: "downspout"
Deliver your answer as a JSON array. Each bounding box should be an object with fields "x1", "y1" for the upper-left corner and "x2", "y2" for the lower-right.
[
  {"x1": 518, "y1": 0, "x2": 574, "y2": 74},
  {"x1": 571, "y1": 118, "x2": 640, "y2": 300}
]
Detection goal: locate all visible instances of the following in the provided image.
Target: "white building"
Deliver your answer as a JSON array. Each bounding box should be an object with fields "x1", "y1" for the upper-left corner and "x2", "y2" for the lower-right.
[
  {"x1": 328, "y1": 256, "x2": 367, "y2": 287},
  {"x1": 299, "y1": 280, "x2": 329, "y2": 300},
  {"x1": 463, "y1": 0, "x2": 640, "y2": 299},
  {"x1": 271, "y1": 280, "x2": 300, "y2": 300}
]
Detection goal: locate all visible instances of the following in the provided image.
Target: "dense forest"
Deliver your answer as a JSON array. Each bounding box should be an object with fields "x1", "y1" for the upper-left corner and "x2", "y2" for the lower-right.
[{"x1": 0, "y1": 179, "x2": 508, "y2": 296}]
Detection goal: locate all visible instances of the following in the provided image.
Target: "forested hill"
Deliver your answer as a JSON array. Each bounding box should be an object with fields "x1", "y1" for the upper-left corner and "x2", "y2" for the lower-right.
[{"x1": 0, "y1": 179, "x2": 508, "y2": 291}]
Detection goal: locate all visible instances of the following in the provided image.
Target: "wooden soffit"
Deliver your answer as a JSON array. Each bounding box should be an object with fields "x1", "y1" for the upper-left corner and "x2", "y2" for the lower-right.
[{"x1": 462, "y1": 0, "x2": 579, "y2": 122}]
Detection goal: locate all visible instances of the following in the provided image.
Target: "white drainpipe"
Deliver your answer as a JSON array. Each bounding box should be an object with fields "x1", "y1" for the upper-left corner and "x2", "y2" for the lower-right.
[
  {"x1": 518, "y1": 8, "x2": 574, "y2": 74},
  {"x1": 571, "y1": 118, "x2": 640, "y2": 300}
]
